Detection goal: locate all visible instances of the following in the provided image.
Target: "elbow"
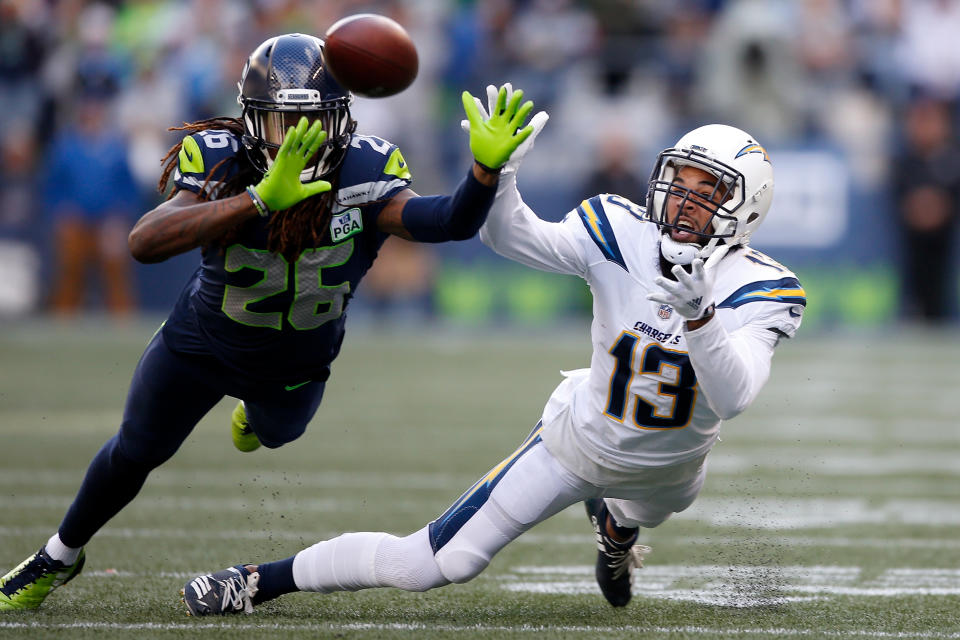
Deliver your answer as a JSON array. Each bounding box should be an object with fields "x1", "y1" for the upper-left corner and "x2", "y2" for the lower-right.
[
  {"x1": 707, "y1": 390, "x2": 754, "y2": 421},
  {"x1": 714, "y1": 403, "x2": 747, "y2": 421},
  {"x1": 127, "y1": 227, "x2": 148, "y2": 263},
  {"x1": 449, "y1": 226, "x2": 480, "y2": 242},
  {"x1": 447, "y1": 217, "x2": 486, "y2": 242},
  {"x1": 128, "y1": 226, "x2": 161, "y2": 264}
]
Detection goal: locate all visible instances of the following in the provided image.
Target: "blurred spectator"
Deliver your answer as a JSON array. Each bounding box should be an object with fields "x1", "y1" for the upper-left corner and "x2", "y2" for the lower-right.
[
  {"x1": 116, "y1": 62, "x2": 183, "y2": 194},
  {"x1": 0, "y1": 125, "x2": 40, "y2": 239},
  {"x1": 817, "y1": 72, "x2": 894, "y2": 188},
  {"x1": 795, "y1": 0, "x2": 854, "y2": 86},
  {"x1": 892, "y1": 96, "x2": 960, "y2": 322},
  {"x1": 693, "y1": 0, "x2": 808, "y2": 143},
  {"x1": 498, "y1": 0, "x2": 598, "y2": 112},
  {"x1": 44, "y1": 89, "x2": 139, "y2": 318},
  {"x1": 0, "y1": 0, "x2": 957, "y2": 323},
  {"x1": 896, "y1": 0, "x2": 960, "y2": 100},
  {"x1": 655, "y1": 2, "x2": 714, "y2": 122},
  {"x1": 579, "y1": 132, "x2": 647, "y2": 203},
  {"x1": 0, "y1": 0, "x2": 50, "y2": 138},
  {"x1": 849, "y1": 0, "x2": 906, "y2": 102},
  {"x1": 0, "y1": 125, "x2": 43, "y2": 316},
  {"x1": 362, "y1": 237, "x2": 437, "y2": 324},
  {"x1": 586, "y1": 0, "x2": 662, "y2": 97}
]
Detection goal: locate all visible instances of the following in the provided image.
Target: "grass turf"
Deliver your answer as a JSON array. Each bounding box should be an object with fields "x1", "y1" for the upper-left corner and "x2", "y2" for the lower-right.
[{"x1": 1, "y1": 319, "x2": 958, "y2": 639}]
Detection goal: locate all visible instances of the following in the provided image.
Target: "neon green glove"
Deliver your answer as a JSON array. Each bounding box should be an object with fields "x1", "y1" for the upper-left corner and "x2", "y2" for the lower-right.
[
  {"x1": 461, "y1": 83, "x2": 549, "y2": 176},
  {"x1": 461, "y1": 86, "x2": 535, "y2": 170},
  {"x1": 251, "y1": 116, "x2": 332, "y2": 213}
]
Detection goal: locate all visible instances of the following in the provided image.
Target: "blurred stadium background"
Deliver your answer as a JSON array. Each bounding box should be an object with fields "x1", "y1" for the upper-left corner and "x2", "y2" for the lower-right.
[
  {"x1": 3, "y1": 0, "x2": 960, "y2": 327},
  {"x1": 2, "y1": 1, "x2": 960, "y2": 637}
]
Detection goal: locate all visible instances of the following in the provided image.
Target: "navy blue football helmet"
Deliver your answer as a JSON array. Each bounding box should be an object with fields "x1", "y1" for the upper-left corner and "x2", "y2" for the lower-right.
[{"x1": 238, "y1": 33, "x2": 354, "y2": 180}]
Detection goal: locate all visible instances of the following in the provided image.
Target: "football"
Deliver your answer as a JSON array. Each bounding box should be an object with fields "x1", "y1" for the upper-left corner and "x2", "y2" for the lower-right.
[{"x1": 323, "y1": 14, "x2": 419, "y2": 98}]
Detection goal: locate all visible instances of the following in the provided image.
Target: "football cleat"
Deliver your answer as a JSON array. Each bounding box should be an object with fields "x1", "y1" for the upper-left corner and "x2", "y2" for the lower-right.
[
  {"x1": 231, "y1": 401, "x2": 261, "y2": 452},
  {"x1": 585, "y1": 498, "x2": 651, "y2": 607},
  {"x1": 182, "y1": 565, "x2": 259, "y2": 616},
  {"x1": 0, "y1": 547, "x2": 86, "y2": 611}
]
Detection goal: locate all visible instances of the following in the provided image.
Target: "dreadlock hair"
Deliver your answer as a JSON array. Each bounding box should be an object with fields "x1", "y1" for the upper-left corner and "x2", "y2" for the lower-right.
[{"x1": 157, "y1": 116, "x2": 344, "y2": 262}]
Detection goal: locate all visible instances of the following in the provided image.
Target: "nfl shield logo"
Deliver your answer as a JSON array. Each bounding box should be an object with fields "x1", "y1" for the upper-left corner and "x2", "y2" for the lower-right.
[{"x1": 658, "y1": 304, "x2": 673, "y2": 320}]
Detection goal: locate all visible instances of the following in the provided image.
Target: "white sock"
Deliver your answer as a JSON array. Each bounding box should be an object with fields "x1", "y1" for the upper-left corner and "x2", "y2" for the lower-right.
[
  {"x1": 292, "y1": 532, "x2": 388, "y2": 593},
  {"x1": 45, "y1": 533, "x2": 82, "y2": 565}
]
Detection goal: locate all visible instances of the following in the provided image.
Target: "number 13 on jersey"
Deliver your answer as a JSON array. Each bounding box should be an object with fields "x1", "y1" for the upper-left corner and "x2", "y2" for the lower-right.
[{"x1": 604, "y1": 331, "x2": 698, "y2": 429}]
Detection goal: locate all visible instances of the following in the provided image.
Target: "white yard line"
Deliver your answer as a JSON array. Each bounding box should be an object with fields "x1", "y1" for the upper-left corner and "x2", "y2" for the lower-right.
[
  {"x1": 0, "y1": 620, "x2": 956, "y2": 638},
  {"x1": 503, "y1": 564, "x2": 960, "y2": 605}
]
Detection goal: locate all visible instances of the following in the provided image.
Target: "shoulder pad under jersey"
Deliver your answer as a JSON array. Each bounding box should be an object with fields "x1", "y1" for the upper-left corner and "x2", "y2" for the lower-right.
[
  {"x1": 173, "y1": 130, "x2": 244, "y2": 197},
  {"x1": 334, "y1": 134, "x2": 413, "y2": 210}
]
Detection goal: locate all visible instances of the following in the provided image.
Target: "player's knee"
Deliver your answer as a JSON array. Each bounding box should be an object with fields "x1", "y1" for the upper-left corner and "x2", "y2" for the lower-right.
[
  {"x1": 113, "y1": 431, "x2": 173, "y2": 469},
  {"x1": 245, "y1": 408, "x2": 310, "y2": 449},
  {"x1": 252, "y1": 422, "x2": 307, "y2": 448},
  {"x1": 434, "y1": 546, "x2": 490, "y2": 584},
  {"x1": 607, "y1": 500, "x2": 671, "y2": 530},
  {"x1": 635, "y1": 512, "x2": 671, "y2": 528},
  {"x1": 257, "y1": 433, "x2": 300, "y2": 449}
]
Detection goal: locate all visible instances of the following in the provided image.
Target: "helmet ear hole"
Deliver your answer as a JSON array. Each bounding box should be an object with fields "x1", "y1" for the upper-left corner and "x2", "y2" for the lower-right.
[{"x1": 747, "y1": 212, "x2": 759, "y2": 223}]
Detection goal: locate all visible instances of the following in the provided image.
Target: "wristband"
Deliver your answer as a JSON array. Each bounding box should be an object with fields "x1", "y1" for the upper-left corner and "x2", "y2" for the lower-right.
[
  {"x1": 685, "y1": 303, "x2": 716, "y2": 330},
  {"x1": 473, "y1": 160, "x2": 502, "y2": 175},
  {"x1": 246, "y1": 186, "x2": 271, "y2": 218}
]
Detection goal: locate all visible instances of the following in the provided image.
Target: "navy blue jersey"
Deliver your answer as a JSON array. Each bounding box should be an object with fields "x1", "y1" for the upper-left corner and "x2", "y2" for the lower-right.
[{"x1": 161, "y1": 129, "x2": 413, "y2": 384}]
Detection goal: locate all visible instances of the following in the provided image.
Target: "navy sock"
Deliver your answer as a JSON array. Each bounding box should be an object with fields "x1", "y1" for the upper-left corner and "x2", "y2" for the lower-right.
[{"x1": 253, "y1": 556, "x2": 298, "y2": 603}]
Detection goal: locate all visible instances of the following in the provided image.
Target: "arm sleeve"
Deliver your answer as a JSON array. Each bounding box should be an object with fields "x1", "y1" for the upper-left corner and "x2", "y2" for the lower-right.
[
  {"x1": 400, "y1": 167, "x2": 496, "y2": 242},
  {"x1": 478, "y1": 173, "x2": 587, "y2": 277},
  {"x1": 683, "y1": 316, "x2": 779, "y2": 420}
]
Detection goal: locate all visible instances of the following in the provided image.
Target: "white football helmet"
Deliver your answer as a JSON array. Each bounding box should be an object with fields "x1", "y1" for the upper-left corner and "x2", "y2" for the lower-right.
[{"x1": 646, "y1": 124, "x2": 774, "y2": 265}]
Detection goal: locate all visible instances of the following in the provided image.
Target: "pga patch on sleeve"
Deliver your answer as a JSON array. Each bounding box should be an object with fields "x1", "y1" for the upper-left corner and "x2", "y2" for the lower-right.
[{"x1": 330, "y1": 208, "x2": 363, "y2": 243}]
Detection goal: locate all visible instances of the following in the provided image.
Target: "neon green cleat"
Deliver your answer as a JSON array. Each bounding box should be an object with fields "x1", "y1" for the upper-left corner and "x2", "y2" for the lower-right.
[
  {"x1": 0, "y1": 547, "x2": 85, "y2": 611},
  {"x1": 231, "y1": 401, "x2": 261, "y2": 452}
]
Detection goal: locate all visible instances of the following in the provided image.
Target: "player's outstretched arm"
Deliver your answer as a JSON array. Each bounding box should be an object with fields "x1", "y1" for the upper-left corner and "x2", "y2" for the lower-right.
[
  {"x1": 376, "y1": 85, "x2": 539, "y2": 242},
  {"x1": 468, "y1": 88, "x2": 585, "y2": 276},
  {"x1": 129, "y1": 118, "x2": 330, "y2": 263}
]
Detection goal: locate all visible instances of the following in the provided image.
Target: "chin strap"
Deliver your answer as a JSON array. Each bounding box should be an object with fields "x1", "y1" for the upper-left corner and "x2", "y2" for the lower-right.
[
  {"x1": 660, "y1": 234, "x2": 701, "y2": 265},
  {"x1": 660, "y1": 235, "x2": 731, "y2": 267}
]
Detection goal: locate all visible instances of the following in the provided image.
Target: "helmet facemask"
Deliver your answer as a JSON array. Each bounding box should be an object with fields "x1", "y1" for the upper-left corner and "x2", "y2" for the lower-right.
[
  {"x1": 237, "y1": 33, "x2": 355, "y2": 182},
  {"x1": 647, "y1": 149, "x2": 746, "y2": 264},
  {"x1": 241, "y1": 97, "x2": 353, "y2": 182}
]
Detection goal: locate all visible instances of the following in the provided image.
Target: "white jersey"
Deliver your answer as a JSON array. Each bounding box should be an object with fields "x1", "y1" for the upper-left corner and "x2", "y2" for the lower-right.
[{"x1": 480, "y1": 180, "x2": 804, "y2": 486}]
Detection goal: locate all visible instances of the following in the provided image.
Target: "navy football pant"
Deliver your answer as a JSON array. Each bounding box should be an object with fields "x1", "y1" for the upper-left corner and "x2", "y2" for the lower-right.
[{"x1": 58, "y1": 331, "x2": 325, "y2": 547}]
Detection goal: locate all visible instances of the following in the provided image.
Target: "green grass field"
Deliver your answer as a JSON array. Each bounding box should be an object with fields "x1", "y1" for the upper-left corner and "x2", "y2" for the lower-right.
[{"x1": 1, "y1": 318, "x2": 958, "y2": 639}]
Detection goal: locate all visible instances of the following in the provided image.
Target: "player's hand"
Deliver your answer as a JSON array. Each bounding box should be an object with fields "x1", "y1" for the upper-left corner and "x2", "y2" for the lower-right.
[
  {"x1": 461, "y1": 83, "x2": 548, "y2": 175},
  {"x1": 647, "y1": 258, "x2": 717, "y2": 321},
  {"x1": 461, "y1": 85, "x2": 537, "y2": 171},
  {"x1": 252, "y1": 116, "x2": 332, "y2": 213}
]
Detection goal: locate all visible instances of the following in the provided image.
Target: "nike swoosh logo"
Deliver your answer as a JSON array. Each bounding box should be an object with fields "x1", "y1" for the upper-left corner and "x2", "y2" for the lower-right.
[
  {"x1": 284, "y1": 380, "x2": 311, "y2": 391},
  {"x1": 184, "y1": 148, "x2": 194, "y2": 162}
]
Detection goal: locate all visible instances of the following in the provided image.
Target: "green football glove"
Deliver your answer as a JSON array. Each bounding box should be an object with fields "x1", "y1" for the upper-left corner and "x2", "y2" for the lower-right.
[
  {"x1": 461, "y1": 83, "x2": 549, "y2": 176},
  {"x1": 251, "y1": 116, "x2": 332, "y2": 213},
  {"x1": 462, "y1": 86, "x2": 535, "y2": 170}
]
